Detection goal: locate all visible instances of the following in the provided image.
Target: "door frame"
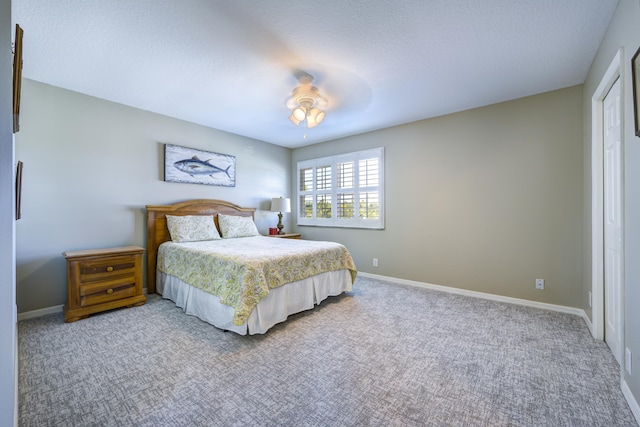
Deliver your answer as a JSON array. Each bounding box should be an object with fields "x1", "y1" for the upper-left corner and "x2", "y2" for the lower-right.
[{"x1": 591, "y1": 48, "x2": 624, "y2": 354}]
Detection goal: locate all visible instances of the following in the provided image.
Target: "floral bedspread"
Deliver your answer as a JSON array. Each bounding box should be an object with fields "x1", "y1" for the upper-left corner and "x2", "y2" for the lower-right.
[{"x1": 157, "y1": 236, "x2": 357, "y2": 325}]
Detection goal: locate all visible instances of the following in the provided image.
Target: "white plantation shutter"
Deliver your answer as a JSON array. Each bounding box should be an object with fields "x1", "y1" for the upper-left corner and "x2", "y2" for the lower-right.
[
  {"x1": 297, "y1": 147, "x2": 384, "y2": 229},
  {"x1": 298, "y1": 168, "x2": 313, "y2": 219},
  {"x1": 337, "y1": 161, "x2": 354, "y2": 219}
]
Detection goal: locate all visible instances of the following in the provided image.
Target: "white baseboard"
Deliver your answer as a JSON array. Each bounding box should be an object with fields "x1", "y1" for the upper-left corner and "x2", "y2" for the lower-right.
[
  {"x1": 17, "y1": 305, "x2": 63, "y2": 321},
  {"x1": 17, "y1": 278, "x2": 589, "y2": 323},
  {"x1": 622, "y1": 380, "x2": 640, "y2": 425},
  {"x1": 17, "y1": 288, "x2": 151, "y2": 322},
  {"x1": 581, "y1": 311, "x2": 594, "y2": 336},
  {"x1": 358, "y1": 272, "x2": 587, "y2": 318}
]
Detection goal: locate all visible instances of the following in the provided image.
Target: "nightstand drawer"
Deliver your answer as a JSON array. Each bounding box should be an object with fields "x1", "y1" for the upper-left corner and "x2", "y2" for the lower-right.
[
  {"x1": 79, "y1": 255, "x2": 137, "y2": 282},
  {"x1": 79, "y1": 276, "x2": 137, "y2": 307}
]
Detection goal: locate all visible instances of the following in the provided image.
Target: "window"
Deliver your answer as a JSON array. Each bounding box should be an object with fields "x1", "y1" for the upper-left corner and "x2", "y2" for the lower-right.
[{"x1": 297, "y1": 147, "x2": 384, "y2": 229}]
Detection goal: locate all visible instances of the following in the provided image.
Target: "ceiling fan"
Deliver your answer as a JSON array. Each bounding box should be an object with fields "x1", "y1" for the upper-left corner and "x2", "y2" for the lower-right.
[{"x1": 285, "y1": 72, "x2": 328, "y2": 128}]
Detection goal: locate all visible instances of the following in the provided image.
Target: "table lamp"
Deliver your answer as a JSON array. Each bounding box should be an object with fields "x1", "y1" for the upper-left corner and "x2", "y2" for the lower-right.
[{"x1": 270, "y1": 197, "x2": 291, "y2": 235}]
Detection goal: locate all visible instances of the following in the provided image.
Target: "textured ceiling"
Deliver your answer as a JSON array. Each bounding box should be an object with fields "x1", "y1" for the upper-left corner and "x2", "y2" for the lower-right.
[{"x1": 12, "y1": 0, "x2": 618, "y2": 148}]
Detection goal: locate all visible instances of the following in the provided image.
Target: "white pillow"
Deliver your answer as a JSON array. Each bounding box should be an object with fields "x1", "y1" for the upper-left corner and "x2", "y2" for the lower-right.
[
  {"x1": 166, "y1": 215, "x2": 221, "y2": 243},
  {"x1": 218, "y1": 214, "x2": 260, "y2": 238}
]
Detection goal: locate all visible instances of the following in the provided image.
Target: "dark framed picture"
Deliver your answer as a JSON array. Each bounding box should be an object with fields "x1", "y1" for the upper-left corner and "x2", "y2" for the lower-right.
[
  {"x1": 164, "y1": 144, "x2": 236, "y2": 187},
  {"x1": 15, "y1": 161, "x2": 23, "y2": 220},
  {"x1": 12, "y1": 24, "x2": 23, "y2": 134},
  {"x1": 632, "y1": 46, "x2": 640, "y2": 137}
]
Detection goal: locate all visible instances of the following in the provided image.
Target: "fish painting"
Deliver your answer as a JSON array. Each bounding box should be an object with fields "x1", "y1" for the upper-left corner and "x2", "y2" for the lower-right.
[
  {"x1": 174, "y1": 156, "x2": 231, "y2": 178},
  {"x1": 164, "y1": 144, "x2": 236, "y2": 187}
]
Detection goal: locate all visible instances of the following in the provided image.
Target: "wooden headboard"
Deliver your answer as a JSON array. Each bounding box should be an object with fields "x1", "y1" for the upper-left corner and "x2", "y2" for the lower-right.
[{"x1": 145, "y1": 199, "x2": 256, "y2": 294}]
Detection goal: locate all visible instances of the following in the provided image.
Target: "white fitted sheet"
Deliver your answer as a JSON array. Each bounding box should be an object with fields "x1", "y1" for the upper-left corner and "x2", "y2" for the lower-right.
[{"x1": 157, "y1": 269, "x2": 353, "y2": 335}]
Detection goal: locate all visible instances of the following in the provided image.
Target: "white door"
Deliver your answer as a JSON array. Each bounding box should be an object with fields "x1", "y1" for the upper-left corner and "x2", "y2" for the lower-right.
[{"x1": 603, "y1": 77, "x2": 622, "y2": 365}]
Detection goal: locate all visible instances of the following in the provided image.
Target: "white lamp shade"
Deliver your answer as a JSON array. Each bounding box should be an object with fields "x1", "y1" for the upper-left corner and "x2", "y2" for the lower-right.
[
  {"x1": 306, "y1": 108, "x2": 325, "y2": 128},
  {"x1": 289, "y1": 114, "x2": 301, "y2": 126},
  {"x1": 271, "y1": 197, "x2": 291, "y2": 213},
  {"x1": 292, "y1": 106, "x2": 307, "y2": 121}
]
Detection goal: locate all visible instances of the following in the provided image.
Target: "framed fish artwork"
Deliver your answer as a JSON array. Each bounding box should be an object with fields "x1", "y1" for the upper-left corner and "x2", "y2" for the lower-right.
[{"x1": 164, "y1": 144, "x2": 236, "y2": 187}]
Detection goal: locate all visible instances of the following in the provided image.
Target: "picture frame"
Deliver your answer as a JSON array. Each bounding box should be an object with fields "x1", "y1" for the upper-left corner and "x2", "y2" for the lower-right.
[
  {"x1": 12, "y1": 24, "x2": 23, "y2": 134},
  {"x1": 15, "y1": 161, "x2": 23, "y2": 220},
  {"x1": 632, "y1": 46, "x2": 640, "y2": 137},
  {"x1": 164, "y1": 144, "x2": 236, "y2": 187}
]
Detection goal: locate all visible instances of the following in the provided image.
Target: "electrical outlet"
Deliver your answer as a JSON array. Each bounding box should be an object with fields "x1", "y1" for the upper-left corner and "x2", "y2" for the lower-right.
[
  {"x1": 626, "y1": 348, "x2": 633, "y2": 374},
  {"x1": 588, "y1": 291, "x2": 592, "y2": 307},
  {"x1": 373, "y1": 258, "x2": 379, "y2": 267},
  {"x1": 535, "y1": 279, "x2": 544, "y2": 290}
]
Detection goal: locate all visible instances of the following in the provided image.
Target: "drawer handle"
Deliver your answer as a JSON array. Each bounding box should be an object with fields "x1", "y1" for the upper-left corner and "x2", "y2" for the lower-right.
[
  {"x1": 106, "y1": 288, "x2": 114, "y2": 294},
  {"x1": 106, "y1": 266, "x2": 114, "y2": 272}
]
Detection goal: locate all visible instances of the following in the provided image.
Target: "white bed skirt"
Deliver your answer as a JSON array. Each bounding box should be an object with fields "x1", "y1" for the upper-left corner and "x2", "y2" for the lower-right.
[{"x1": 157, "y1": 269, "x2": 353, "y2": 335}]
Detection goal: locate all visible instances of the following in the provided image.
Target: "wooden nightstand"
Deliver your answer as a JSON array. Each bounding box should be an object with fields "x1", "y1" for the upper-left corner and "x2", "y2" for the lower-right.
[
  {"x1": 265, "y1": 233, "x2": 301, "y2": 239},
  {"x1": 63, "y1": 246, "x2": 146, "y2": 322}
]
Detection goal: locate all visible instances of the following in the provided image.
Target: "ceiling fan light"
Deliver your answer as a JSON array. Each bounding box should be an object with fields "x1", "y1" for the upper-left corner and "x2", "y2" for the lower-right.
[
  {"x1": 289, "y1": 114, "x2": 301, "y2": 126},
  {"x1": 307, "y1": 108, "x2": 319, "y2": 120},
  {"x1": 292, "y1": 106, "x2": 307, "y2": 121},
  {"x1": 286, "y1": 74, "x2": 327, "y2": 129},
  {"x1": 307, "y1": 108, "x2": 320, "y2": 128}
]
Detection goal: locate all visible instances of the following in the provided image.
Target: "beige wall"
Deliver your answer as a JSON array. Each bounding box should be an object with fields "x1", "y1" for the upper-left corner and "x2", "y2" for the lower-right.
[
  {"x1": 293, "y1": 86, "x2": 584, "y2": 308},
  {"x1": 582, "y1": 0, "x2": 640, "y2": 411},
  {"x1": 16, "y1": 82, "x2": 586, "y2": 314},
  {"x1": 15, "y1": 79, "x2": 291, "y2": 312}
]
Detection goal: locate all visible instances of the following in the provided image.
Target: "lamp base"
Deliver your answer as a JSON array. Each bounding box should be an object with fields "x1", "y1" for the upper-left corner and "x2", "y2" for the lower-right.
[{"x1": 277, "y1": 212, "x2": 284, "y2": 235}]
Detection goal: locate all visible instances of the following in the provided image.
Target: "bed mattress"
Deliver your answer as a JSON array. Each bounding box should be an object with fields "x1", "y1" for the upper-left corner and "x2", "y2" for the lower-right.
[{"x1": 156, "y1": 236, "x2": 357, "y2": 334}]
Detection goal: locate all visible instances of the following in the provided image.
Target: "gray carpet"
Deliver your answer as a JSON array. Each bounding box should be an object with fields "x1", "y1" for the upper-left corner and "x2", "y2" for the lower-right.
[{"x1": 18, "y1": 276, "x2": 637, "y2": 426}]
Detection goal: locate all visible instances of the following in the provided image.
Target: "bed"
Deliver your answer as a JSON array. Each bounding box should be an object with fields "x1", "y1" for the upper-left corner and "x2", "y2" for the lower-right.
[{"x1": 146, "y1": 199, "x2": 357, "y2": 335}]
